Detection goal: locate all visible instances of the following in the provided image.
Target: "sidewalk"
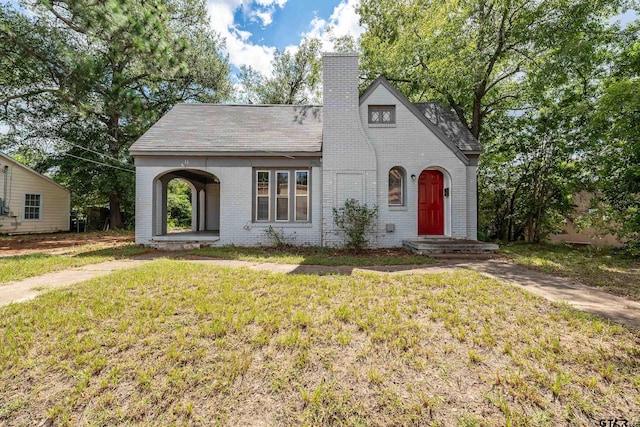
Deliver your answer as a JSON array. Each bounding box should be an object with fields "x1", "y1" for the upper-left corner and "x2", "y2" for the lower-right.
[{"x1": 1, "y1": 256, "x2": 638, "y2": 328}]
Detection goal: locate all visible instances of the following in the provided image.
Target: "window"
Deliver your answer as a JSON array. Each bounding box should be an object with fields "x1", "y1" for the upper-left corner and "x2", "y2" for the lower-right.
[
  {"x1": 388, "y1": 167, "x2": 404, "y2": 206},
  {"x1": 254, "y1": 169, "x2": 311, "y2": 223},
  {"x1": 368, "y1": 105, "x2": 396, "y2": 124},
  {"x1": 24, "y1": 193, "x2": 41, "y2": 220},
  {"x1": 295, "y1": 170, "x2": 308, "y2": 221},
  {"x1": 276, "y1": 171, "x2": 289, "y2": 221},
  {"x1": 256, "y1": 171, "x2": 270, "y2": 221}
]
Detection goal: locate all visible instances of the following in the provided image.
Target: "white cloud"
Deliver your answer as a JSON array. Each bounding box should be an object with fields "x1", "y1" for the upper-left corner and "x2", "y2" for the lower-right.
[
  {"x1": 206, "y1": 0, "x2": 289, "y2": 76},
  {"x1": 206, "y1": 0, "x2": 364, "y2": 78},
  {"x1": 303, "y1": 0, "x2": 365, "y2": 51}
]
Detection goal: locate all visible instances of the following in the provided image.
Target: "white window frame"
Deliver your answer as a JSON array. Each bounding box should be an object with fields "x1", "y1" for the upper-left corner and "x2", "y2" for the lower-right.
[
  {"x1": 255, "y1": 170, "x2": 270, "y2": 222},
  {"x1": 23, "y1": 193, "x2": 42, "y2": 221},
  {"x1": 388, "y1": 167, "x2": 405, "y2": 206},
  {"x1": 295, "y1": 170, "x2": 309, "y2": 222},
  {"x1": 275, "y1": 170, "x2": 290, "y2": 222}
]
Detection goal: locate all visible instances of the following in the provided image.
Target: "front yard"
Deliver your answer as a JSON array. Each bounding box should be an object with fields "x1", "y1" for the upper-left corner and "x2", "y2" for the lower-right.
[
  {"x1": 500, "y1": 243, "x2": 640, "y2": 301},
  {"x1": 0, "y1": 231, "x2": 149, "y2": 284},
  {"x1": 1, "y1": 260, "x2": 638, "y2": 426}
]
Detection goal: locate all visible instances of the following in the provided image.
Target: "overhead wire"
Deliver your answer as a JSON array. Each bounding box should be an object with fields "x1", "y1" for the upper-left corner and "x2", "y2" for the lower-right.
[{"x1": 60, "y1": 152, "x2": 135, "y2": 173}]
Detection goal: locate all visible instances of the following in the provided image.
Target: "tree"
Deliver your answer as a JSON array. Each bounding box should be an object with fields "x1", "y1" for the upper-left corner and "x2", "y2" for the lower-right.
[
  {"x1": 0, "y1": 0, "x2": 231, "y2": 228},
  {"x1": 590, "y1": 24, "x2": 640, "y2": 251},
  {"x1": 237, "y1": 37, "x2": 322, "y2": 104},
  {"x1": 358, "y1": 0, "x2": 624, "y2": 140}
]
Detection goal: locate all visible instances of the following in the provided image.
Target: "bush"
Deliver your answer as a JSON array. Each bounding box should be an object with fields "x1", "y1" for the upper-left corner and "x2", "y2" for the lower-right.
[{"x1": 332, "y1": 199, "x2": 378, "y2": 251}]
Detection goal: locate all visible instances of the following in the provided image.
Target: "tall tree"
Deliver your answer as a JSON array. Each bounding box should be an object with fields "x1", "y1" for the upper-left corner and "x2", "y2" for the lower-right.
[
  {"x1": 358, "y1": 0, "x2": 624, "y2": 140},
  {"x1": 590, "y1": 23, "x2": 640, "y2": 251},
  {"x1": 0, "y1": 0, "x2": 231, "y2": 228},
  {"x1": 237, "y1": 37, "x2": 322, "y2": 104}
]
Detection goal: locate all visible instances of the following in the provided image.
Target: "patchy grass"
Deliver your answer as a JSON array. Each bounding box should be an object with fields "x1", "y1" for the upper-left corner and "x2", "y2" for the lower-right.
[
  {"x1": 1, "y1": 260, "x2": 638, "y2": 426},
  {"x1": 188, "y1": 245, "x2": 435, "y2": 266},
  {"x1": 500, "y1": 243, "x2": 640, "y2": 300},
  {"x1": 0, "y1": 244, "x2": 149, "y2": 284}
]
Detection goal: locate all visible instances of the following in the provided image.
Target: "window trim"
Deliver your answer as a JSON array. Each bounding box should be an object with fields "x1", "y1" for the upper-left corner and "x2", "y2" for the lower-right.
[
  {"x1": 23, "y1": 193, "x2": 42, "y2": 221},
  {"x1": 253, "y1": 168, "x2": 311, "y2": 224},
  {"x1": 388, "y1": 167, "x2": 405, "y2": 207},
  {"x1": 368, "y1": 105, "x2": 396, "y2": 125},
  {"x1": 295, "y1": 170, "x2": 309, "y2": 222},
  {"x1": 275, "y1": 170, "x2": 290, "y2": 222},
  {"x1": 255, "y1": 170, "x2": 270, "y2": 222}
]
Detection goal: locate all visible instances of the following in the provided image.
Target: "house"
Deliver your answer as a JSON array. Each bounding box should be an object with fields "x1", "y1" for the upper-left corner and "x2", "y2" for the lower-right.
[
  {"x1": 548, "y1": 191, "x2": 623, "y2": 247},
  {"x1": 0, "y1": 152, "x2": 71, "y2": 234},
  {"x1": 130, "y1": 53, "x2": 486, "y2": 249}
]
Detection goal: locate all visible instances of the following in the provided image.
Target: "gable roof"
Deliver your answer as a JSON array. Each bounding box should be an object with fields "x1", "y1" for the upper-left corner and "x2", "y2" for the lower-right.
[
  {"x1": 130, "y1": 104, "x2": 323, "y2": 156},
  {"x1": 0, "y1": 152, "x2": 70, "y2": 193},
  {"x1": 359, "y1": 77, "x2": 482, "y2": 162}
]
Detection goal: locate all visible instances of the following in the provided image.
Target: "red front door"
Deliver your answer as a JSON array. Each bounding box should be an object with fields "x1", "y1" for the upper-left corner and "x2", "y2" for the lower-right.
[{"x1": 418, "y1": 170, "x2": 444, "y2": 235}]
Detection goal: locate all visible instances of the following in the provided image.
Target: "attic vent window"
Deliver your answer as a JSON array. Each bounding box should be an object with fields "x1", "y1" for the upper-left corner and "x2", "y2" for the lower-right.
[{"x1": 368, "y1": 105, "x2": 396, "y2": 124}]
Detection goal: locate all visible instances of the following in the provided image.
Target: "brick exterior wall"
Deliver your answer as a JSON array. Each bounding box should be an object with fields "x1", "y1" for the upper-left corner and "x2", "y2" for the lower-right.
[
  {"x1": 135, "y1": 156, "x2": 322, "y2": 247},
  {"x1": 133, "y1": 53, "x2": 478, "y2": 248},
  {"x1": 321, "y1": 53, "x2": 378, "y2": 247},
  {"x1": 359, "y1": 84, "x2": 477, "y2": 246}
]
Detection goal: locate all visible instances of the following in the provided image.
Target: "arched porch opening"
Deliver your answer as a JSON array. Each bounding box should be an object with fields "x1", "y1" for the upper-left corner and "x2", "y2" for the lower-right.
[{"x1": 153, "y1": 169, "x2": 220, "y2": 238}]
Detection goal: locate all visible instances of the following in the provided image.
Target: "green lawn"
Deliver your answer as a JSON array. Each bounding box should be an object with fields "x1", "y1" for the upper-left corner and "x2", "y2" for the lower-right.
[
  {"x1": 499, "y1": 243, "x2": 640, "y2": 300},
  {"x1": 0, "y1": 244, "x2": 149, "y2": 284},
  {"x1": 1, "y1": 260, "x2": 638, "y2": 426},
  {"x1": 188, "y1": 245, "x2": 436, "y2": 266}
]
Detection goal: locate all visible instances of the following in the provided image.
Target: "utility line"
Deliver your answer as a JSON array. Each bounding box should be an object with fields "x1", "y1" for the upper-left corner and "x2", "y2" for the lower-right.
[
  {"x1": 63, "y1": 141, "x2": 135, "y2": 169},
  {"x1": 60, "y1": 152, "x2": 135, "y2": 173}
]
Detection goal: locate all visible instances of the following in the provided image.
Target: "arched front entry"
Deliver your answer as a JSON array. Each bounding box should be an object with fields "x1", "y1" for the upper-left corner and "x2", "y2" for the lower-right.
[
  {"x1": 418, "y1": 169, "x2": 445, "y2": 235},
  {"x1": 153, "y1": 169, "x2": 220, "y2": 237}
]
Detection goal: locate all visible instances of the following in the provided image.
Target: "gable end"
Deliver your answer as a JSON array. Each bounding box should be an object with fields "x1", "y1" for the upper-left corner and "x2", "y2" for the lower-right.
[{"x1": 360, "y1": 77, "x2": 474, "y2": 166}]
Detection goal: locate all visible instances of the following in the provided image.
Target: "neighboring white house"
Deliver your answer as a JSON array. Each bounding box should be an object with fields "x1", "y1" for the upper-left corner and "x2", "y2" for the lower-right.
[
  {"x1": 0, "y1": 152, "x2": 71, "y2": 234},
  {"x1": 130, "y1": 53, "x2": 483, "y2": 248}
]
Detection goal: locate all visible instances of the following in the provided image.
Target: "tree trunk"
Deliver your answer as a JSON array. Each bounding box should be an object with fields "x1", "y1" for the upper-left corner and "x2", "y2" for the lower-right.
[{"x1": 109, "y1": 193, "x2": 124, "y2": 229}]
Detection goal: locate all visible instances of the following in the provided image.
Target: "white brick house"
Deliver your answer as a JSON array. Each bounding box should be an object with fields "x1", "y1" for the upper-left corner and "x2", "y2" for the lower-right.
[{"x1": 130, "y1": 53, "x2": 482, "y2": 248}]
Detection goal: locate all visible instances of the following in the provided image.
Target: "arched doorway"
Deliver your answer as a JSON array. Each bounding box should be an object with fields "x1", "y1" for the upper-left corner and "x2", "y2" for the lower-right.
[
  {"x1": 418, "y1": 169, "x2": 445, "y2": 235},
  {"x1": 153, "y1": 169, "x2": 220, "y2": 237}
]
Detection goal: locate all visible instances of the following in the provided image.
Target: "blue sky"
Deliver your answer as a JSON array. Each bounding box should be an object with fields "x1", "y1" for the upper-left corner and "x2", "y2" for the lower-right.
[{"x1": 206, "y1": 0, "x2": 363, "y2": 76}]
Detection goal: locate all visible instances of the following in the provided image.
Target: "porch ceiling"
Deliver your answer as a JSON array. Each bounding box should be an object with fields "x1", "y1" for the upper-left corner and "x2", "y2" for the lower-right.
[{"x1": 166, "y1": 170, "x2": 219, "y2": 184}]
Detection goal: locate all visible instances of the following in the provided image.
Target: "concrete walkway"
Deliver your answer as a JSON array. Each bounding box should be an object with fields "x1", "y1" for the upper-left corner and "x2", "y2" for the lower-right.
[
  {"x1": 0, "y1": 260, "x2": 148, "y2": 306},
  {"x1": 1, "y1": 256, "x2": 638, "y2": 328}
]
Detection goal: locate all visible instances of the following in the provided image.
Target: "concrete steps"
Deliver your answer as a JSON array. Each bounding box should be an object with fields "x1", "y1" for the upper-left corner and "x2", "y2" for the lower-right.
[{"x1": 403, "y1": 238, "x2": 499, "y2": 255}]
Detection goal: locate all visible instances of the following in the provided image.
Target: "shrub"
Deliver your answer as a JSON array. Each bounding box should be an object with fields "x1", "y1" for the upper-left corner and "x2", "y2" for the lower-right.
[{"x1": 332, "y1": 199, "x2": 378, "y2": 251}]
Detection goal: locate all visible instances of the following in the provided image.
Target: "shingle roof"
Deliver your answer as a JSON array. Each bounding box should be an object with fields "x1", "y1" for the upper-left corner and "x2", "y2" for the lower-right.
[
  {"x1": 413, "y1": 102, "x2": 482, "y2": 152},
  {"x1": 130, "y1": 104, "x2": 323, "y2": 155}
]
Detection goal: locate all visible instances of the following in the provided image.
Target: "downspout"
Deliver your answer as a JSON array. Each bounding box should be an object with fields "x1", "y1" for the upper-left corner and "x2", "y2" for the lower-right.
[{"x1": 2, "y1": 165, "x2": 8, "y2": 214}]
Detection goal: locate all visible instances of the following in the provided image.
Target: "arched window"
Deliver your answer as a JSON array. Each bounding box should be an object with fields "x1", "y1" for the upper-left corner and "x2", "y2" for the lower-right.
[{"x1": 388, "y1": 167, "x2": 405, "y2": 206}]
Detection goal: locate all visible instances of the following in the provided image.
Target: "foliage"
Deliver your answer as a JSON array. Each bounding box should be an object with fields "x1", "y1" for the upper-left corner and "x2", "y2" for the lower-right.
[
  {"x1": 358, "y1": 0, "x2": 631, "y2": 244},
  {"x1": 237, "y1": 37, "x2": 322, "y2": 104},
  {"x1": 332, "y1": 199, "x2": 378, "y2": 251},
  {"x1": 263, "y1": 225, "x2": 296, "y2": 248},
  {"x1": 589, "y1": 24, "x2": 640, "y2": 252},
  {"x1": 0, "y1": 0, "x2": 231, "y2": 228},
  {"x1": 166, "y1": 179, "x2": 192, "y2": 230}
]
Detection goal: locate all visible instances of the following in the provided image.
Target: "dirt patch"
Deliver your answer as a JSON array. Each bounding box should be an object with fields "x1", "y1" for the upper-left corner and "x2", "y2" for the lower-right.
[{"x1": 0, "y1": 232, "x2": 134, "y2": 257}]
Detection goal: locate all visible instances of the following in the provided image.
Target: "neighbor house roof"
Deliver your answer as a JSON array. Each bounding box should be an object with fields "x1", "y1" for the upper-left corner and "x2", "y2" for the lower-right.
[
  {"x1": 0, "y1": 152, "x2": 70, "y2": 193},
  {"x1": 129, "y1": 104, "x2": 323, "y2": 156}
]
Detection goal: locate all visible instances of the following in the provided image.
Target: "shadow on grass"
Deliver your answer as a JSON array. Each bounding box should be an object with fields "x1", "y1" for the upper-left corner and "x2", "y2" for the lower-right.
[
  {"x1": 73, "y1": 244, "x2": 151, "y2": 259},
  {"x1": 499, "y1": 243, "x2": 640, "y2": 301},
  {"x1": 183, "y1": 245, "x2": 439, "y2": 277}
]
